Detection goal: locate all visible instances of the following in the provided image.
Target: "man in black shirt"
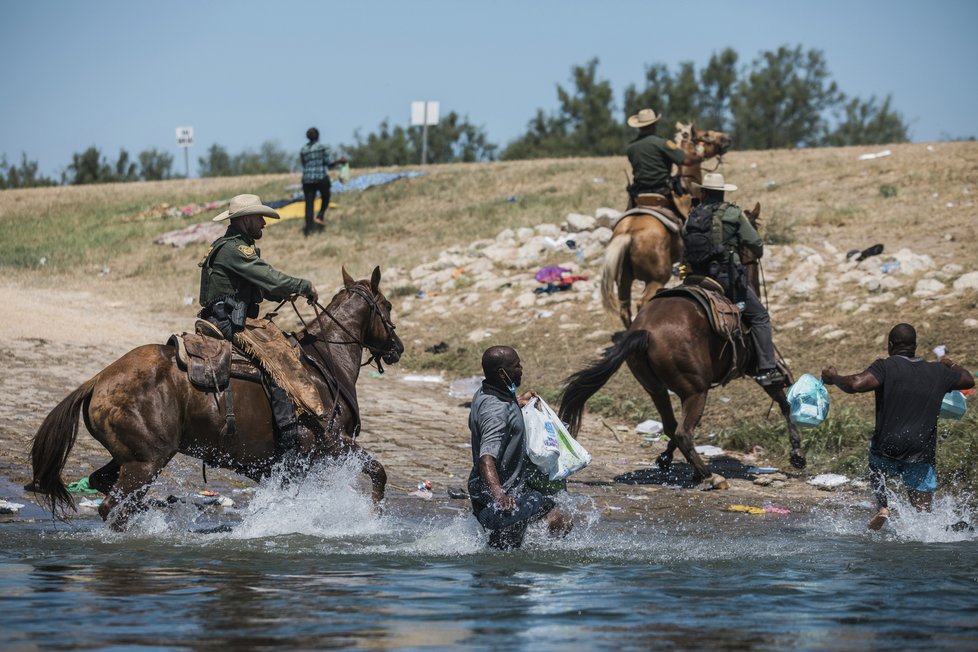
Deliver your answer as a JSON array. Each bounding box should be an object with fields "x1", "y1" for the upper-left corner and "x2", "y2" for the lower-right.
[{"x1": 822, "y1": 323, "x2": 974, "y2": 530}]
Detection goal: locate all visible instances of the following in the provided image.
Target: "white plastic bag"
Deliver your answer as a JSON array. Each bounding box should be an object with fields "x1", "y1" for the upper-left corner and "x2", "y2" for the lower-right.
[
  {"x1": 786, "y1": 373, "x2": 830, "y2": 428},
  {"x1": 522, "y1": 397, "x2": 560, "y2": 473},
  {"x1": 522, "y1": 396, "x2": 591, "y2": 480}
]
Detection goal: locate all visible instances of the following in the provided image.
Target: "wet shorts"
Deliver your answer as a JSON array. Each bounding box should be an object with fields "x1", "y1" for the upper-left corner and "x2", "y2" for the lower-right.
[
  {"x1": 869, "y1": 450, "x2": 938, "y2": 493},
  {"x1": 476, "y1": 490, "x2": 555, "y2": 531}
]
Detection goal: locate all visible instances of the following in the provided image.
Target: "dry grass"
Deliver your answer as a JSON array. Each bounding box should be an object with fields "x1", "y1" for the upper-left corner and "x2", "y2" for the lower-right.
[{"x1": 2, "y1": 142, "x2": 977, "y2": 476}]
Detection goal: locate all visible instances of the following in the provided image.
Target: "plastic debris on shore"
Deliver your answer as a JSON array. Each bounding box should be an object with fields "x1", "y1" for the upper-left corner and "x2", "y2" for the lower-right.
[
  {"x1": 694, "y1": 445, "x2": 725, "y2": 457},
  {"x1": 807, "y1": 473, "x2": 849, "y2": 490},
  {"x1": 635, "y1": 419, "x2": 664, "y2": 435},
  {"x1": 0, "y1": 500, "x2": 26, "y2": 514},
  {"x1": 78, "y1": 498, "x2": 103, "y2": 509},
  {"x1": 858, "y1": 149, "x2": 892, "y2": 161},
  {"x1": 448, "y1": 376, "x2": 483, "y2": 399},
  {"x1": 402, "y1": 374, "x2": 444, "y2": 383}
]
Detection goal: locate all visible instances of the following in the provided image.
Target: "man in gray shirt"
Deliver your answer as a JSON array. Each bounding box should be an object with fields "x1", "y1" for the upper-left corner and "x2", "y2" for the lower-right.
[{"x1": 467, "y1": 345, "x2": 572, "y2": 549}]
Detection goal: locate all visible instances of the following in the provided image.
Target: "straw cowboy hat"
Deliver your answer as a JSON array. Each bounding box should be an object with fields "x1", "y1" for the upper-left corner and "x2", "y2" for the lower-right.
[
  {"x1": 627, "y1": 108, "x2": 660, "y2": 129},
  {"x1": 212, "y1": 194, "x2": 281, "y2": 222},
  {"x1": 695, "y1": 172, "x2": 738, "y2": 192}
]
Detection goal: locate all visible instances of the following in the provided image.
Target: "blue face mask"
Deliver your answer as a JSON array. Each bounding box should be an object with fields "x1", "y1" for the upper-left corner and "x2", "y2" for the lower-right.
[{"x1": 507, "y1": 382, "x2": 518, "y2": 396}]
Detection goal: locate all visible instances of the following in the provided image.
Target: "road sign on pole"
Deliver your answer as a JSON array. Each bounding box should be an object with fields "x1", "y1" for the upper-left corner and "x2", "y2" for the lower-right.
[
  {"x1": 176, "y1": 126, "x2": 194, "y2": 178},
  {"x1": 410, "y1": 102, "x2": 439, "y2": 165}
]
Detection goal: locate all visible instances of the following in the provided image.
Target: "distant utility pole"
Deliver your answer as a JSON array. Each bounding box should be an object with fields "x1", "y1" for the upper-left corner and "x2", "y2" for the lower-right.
[
  {"x1": 175, "y1": 126, "x2": 194, "y2": 177},
  {"x1": 410, "y1": 101, "x2": 439, "y2": 165}
]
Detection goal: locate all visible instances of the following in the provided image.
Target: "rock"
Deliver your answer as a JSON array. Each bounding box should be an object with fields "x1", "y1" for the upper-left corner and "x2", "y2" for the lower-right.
[
  {"x1": 466, "y1": 329, "x2": 495, "y2": 343},
  {"x1": 516, "y1": 293, "x2": 537, "y2": 308},
  {"x1": 495, "y1": 228, "x2": 515, "y2": 242},
  {"x1": 891, "y1": 248, "x2": 935, "y2": 274},
  {"x1": 822, "y1": 329, "x2": 848, "y2": 340},
  {"x1": 913, "y1": 278, "x2": 946, "y2": 297},
  {"x1": 952, "y1": 271, "x2": 978, "y2": 292},
  {"x1": 964, "y1": 318, "x2": 978, "y2": 329},
  {"x1": 565, "y1": 213, "x2": 597, "y2": 231},
  {"x1": 534, "y1": 223, "x2": 561, "y2": 237},
  {"x1": 515, "y1": 227, "x2": 535, "y2": 242},
  {"x1": 595, "y1": 207, "x2": 623, "y2": 228},
  {"x1": 592, "y1": 226, "x2": 614, "y2": 245}
]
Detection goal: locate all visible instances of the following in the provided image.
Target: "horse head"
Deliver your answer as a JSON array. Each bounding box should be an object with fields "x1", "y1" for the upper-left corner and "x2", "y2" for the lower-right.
[
  {"x1": 675, "y1": 121, "x2": 732, "y2": 159},
  {"x1": 690, "y1": 124, "x2": 732, "y2": 158},
  {"x1": 340, "y1": 266, "x2": 403, "y2": 367}
]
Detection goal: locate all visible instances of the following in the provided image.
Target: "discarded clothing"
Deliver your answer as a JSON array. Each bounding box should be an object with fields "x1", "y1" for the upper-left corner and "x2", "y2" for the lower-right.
[{"x1": 66, "y1": 477, "x2": 100, "y2": 494}]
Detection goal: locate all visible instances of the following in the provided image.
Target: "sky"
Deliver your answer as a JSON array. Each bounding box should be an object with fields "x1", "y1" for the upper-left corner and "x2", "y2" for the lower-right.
[{"x1": 2, "y1": 0, "x2": 977, "y2": 179}]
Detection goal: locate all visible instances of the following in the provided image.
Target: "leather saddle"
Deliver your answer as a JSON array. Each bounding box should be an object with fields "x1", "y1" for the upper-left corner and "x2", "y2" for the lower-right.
[
  {"x1": 168, "y1": 320, "x2": 261, "y2": 392},
  {"x1": 652, "y1": 276, "x2": 747, "y2": 344}
]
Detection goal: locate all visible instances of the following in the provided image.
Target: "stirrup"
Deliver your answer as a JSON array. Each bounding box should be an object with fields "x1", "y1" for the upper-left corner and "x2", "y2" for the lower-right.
[{"x1": 754, "y1": 369, "x2": 785, "y2": 387}]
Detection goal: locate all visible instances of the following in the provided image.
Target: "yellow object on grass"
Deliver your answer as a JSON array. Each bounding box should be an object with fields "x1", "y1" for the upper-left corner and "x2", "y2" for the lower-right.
[
  {"x1": 274, "y1": 199, "x2": 339, "y2": 221},
  {"x1": 726, "y1": 505, "x2": 767, "y2": 515}
]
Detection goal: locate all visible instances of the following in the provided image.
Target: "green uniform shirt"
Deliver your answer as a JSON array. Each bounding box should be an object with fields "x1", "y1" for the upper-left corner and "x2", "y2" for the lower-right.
[
  {"x1": 715, "y1": 202, "x2": 763, "y2": 268},
  {"x1": 627, "y1": 132, "x2": 687, "y2": 194},
  {"x1": 198, "y1": 224, "x2": 312, "y2": 310}
]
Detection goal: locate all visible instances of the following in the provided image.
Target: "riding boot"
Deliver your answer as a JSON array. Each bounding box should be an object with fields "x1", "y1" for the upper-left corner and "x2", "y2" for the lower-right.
[{"x1": 268, "y1": 382, "x2": 299, "y2": 456}]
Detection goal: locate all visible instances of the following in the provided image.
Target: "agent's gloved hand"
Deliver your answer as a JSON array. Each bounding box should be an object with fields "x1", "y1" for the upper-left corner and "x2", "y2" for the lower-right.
[{"x1": 306, "y1": 287, "x2": 319, "y2": 304}]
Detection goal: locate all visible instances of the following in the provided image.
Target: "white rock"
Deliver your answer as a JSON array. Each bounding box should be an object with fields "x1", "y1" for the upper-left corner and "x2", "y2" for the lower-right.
[
  {"x1": 495, "y1": 228, "x2": 515, "y2": 242},
  {"x1": 592, "y1": 226, "x2": 614, "y2": 245},
  {"x1": 516, "y1": 293, "x2": 537, "y2": 308},
  {"x1": 595, "y1": 207, "x2": 623, "y2": 228},
  {"x1": 822, "y1": 329, "x2": 848, "y2": 340},
  {"x1": 892, "y1": 248, "x2": 935, "y2": 275},
  {"x1": 565, "y1": 213, "x2": 597, "y2": 231},
  {"x1": 963, "y1": 318, "x2": 978, "y2": 329},
  {"x1": 808, "y1": 473, "x2": 849, "y2": 489},
  {"x1": 467, "y1": 329, "x2": 495, "y2": 343},
  {"x1": 952, "y1": 271, "x2": 978, "y2": 292},
  {"x1": 534, "y1": 223, "x2": 562, "y2": 237},
  {"x1": 515, "y1": 227, "x2": 535, "y2": 242},
  {"x1": 942, "y1": 263, "x2": 964, "y2": 275},
  {"x1": 913, "y1": 278, "x2": 946, "y2": 297}
]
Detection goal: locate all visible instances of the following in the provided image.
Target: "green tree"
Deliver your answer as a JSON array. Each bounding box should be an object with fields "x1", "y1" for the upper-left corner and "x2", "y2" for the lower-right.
[
  {"x1": 731, "y1": 45, "x2": 844, "y2": 149},
  {"x1": 138, "y1": 148, "x2": 175, "y2": 180},
  {"x1": 823, "y1": 95, "x2": 909, "y2": 146},
  {"x1": 198, "y1": 144, "x2": 233, "y2": 177},
  {"x1": 0, "y1": 153, "x2": 57, "y2": 189},
  {"x1": 503, "y1": 58, "x2": 620, "y2": 159},
  {"x1": 232, "y1": 141, "x2": 295, "y2": 175},
  {"x1": 344, "y1": 112, "x2": 496, "y2": 166},
  {"x1": 698, "y1": 48, "x2": 739, "y2": 132},
  {"x1": 67, "y1": 146, "x2": 114, "y2": 184},
  {"x1": 113, "y1": 149, "x2": 139, "y2": 182}
]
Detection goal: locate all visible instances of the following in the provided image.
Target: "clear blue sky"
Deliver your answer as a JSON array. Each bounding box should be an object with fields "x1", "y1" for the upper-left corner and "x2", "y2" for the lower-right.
[{"x1": 2, "y1": 0, "x2": 976, "y2": 179}]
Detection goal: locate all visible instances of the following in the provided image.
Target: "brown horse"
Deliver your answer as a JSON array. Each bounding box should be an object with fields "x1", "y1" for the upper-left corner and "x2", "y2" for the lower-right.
[
  {"x1": 601, "y1": 122, "x2": 732, "y2": 328},
  {"x1": 31, "y1": 267, "x2": 403, "y2": 529},
  {"x1": 561, "y1": 273, "x2": 805, "y2": 490}
]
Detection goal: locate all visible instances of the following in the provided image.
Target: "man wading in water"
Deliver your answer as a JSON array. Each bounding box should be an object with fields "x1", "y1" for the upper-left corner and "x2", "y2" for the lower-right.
[
  {"x1": 467, "y1": 346, "x2": 572, "y2": 549},
  {"x1": 822, "y1": 324, "x2": 974, "y2": 530}
]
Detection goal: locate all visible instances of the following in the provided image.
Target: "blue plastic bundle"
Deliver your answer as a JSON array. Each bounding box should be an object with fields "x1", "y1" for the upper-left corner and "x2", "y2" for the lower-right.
[
  {"x1": 939, "y1": 391, "x2": 967, "y2": 420},
  {"x1": 786, "y1": 373, "x2": 830, "y2": 428}
]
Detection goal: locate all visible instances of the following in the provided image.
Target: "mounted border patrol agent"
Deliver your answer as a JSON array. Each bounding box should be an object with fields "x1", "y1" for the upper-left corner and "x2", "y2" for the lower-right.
[
  {"x1": 681, "y1": 173, "x2": 784, "y2": 387},
  {"x1": 625, "y1": 108, "x2": 702, "y2": 209},
  {"x1": 198, "y1": 193, "x2": 320, "y2": 453}
]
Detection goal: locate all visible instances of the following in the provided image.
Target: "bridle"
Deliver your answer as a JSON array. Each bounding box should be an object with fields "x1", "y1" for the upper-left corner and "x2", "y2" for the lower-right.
[{"x1": 278, "y1": 283, "x2": 399, "y2": 373}]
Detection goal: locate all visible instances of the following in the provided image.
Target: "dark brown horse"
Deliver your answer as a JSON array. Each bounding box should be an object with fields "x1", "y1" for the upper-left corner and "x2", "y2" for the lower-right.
[
  {"x1": 31, "y1": 267, "x2": 403, "y2": 528},
  {"x1": 561, "y1": 268, "x2": 805, "y2": 490},
  {"x1": 601, "y1": 122, "x2": 732, "y2": 328}
]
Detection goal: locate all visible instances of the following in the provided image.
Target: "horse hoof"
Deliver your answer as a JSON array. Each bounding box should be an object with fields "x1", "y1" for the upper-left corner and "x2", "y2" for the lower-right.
[
  {"x1": 790, "y1": 450, "x2": 807, "y2": 470},
  {"x1": 656, "y1": 453, "x2": 673, "y2": 470}
]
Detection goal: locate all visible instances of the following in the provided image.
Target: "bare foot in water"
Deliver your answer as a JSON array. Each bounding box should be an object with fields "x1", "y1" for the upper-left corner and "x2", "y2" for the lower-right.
[{"x1": 868, "y1": 507, "x2": 890, "y2": 530}]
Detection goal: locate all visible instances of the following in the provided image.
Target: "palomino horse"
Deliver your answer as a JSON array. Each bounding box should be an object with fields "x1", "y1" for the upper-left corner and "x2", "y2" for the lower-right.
[
  {"x1": 31, "y1": 267, "x2": 403, "y2": 529},
  {"x1": 601, "y1": 122, "x2": 732, "y2": 328},
  {"x1": 561, "y1": 267, "x2": 805, "y2": 490}
]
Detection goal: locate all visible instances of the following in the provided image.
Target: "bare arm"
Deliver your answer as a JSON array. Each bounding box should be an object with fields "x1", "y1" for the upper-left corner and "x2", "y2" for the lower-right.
[
  {"x1": 822, "y1": 366, "x2": 881, "y2": 394},
  {"x1": 479, "y1": 455, "x2": 515, "y2": 511},
  {"x1": 941, "y1": 359, "x2": 976, "y2": 390}
]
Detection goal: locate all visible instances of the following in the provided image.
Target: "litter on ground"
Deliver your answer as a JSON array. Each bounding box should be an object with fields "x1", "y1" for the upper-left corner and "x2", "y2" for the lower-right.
[
  {"x1": 449, "y1": 376, "x2": 483, "y2": 399},
  {"x1": 402, "y1": 374, "x2": 444, "y2": 383},
  {"x1": 635, "y1": 419, "x2": 664, "y2": 435},
  {"x1": 694, "y1": 445, "x2": 725, "y2": 457},
  {"x1": 808, "y1": 473, "x2": 849, "y2": 489},
  {"x1": 0, "y1": 500, "x2": 26, "y2": 514}
]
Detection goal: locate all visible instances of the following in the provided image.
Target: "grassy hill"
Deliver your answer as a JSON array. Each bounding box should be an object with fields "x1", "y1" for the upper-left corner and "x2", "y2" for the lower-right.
[{"x1": 1, "y1": 142, "x2": 976, "y2": 489}]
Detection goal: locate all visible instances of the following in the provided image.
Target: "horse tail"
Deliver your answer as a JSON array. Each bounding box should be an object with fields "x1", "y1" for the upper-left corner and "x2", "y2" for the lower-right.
[
  {"x1": 558, "y1": 330, "x2": 650, "y2": 436},
  {"x1": 31, "y1": 376, "x2": 98, "y2": 515},
  {"x1": 600, "y1": 230, "x2": 631, "y2": 320}
]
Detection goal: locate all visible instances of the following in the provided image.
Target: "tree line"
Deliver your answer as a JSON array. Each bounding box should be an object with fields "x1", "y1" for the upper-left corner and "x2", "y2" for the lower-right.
[{"x1": 2, "y1": 44, "x2": 916, "y2": 189}]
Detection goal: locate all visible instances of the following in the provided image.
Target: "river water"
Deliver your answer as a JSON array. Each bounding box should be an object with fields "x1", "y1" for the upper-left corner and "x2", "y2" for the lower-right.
[{"x1": 2, "y1": 460, "x2": 976, "y2": 651}]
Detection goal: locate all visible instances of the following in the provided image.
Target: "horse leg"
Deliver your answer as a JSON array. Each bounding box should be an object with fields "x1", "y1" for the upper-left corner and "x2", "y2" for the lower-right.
[
  {"x1": 98, "y1": 459, "x2": 169, "y2": 530},
  {"x1": 617, "y1": 267, "x2": 635, "y2": 328},
  {"x1": 672, "y1": 393, "x2": 728, "y2": 490},
  {"x1": 317, "y1": 431, "x2": 387, "y2": 505},
  {"x1": 88, "y1": 460, "x2": 120, "y2": 494},
  {"x1": 636, "y1": 279, "x2": 664, "y2": 313},
  {"x1": 761, "y1": 384, "x2": 807, "y2": 469},
  {"x1": 647, "y1": 386, "x2": 680, "y2": 470}
]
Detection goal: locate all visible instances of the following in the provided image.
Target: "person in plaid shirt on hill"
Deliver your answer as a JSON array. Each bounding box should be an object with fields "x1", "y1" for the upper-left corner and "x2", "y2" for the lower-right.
[{"x1": 300, "y1": 127, "x2": 346, "y2": 237}]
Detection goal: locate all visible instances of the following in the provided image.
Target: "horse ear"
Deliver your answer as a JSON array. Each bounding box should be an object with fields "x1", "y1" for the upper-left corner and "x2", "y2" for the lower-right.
[
  {"x1": 370, "y1": 266, "x2": 381, "y2": 293},
  {"x1": 342, "y1": 266, "x2": 355, "y2": 287},
  {"x1": 752, "y1": 202, "x2": 761, "y2": 215}
]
